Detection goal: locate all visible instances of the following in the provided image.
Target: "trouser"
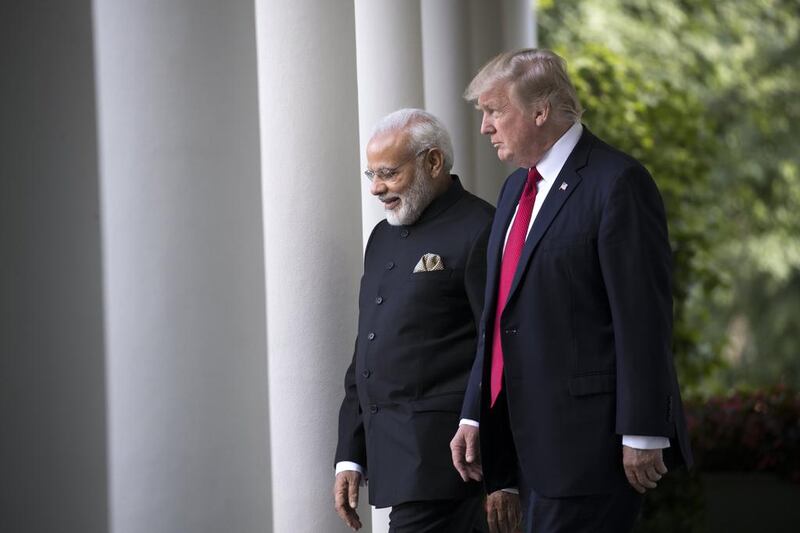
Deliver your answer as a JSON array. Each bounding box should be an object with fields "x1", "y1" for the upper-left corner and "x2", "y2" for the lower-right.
[
  {"x1": 388, "y1": 494, "x2": 489, "y2": 533},
  {"x1": 522, "y1": 483, "x2": 643, "y2": 533}
]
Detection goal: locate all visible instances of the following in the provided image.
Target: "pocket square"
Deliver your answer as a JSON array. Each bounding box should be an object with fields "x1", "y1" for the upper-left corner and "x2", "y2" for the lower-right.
[{"x1": 413, "y1": 253, "x2": 445, "y2": 273}]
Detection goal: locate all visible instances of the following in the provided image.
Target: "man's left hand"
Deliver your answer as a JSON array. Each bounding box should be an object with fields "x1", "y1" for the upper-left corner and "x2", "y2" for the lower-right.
[
  {"x1": 485, "y1": 490, "x2": 522, "y2": 533},
  {"x1": 622, "y1": 446, "x2": 667, "y2": 494}
]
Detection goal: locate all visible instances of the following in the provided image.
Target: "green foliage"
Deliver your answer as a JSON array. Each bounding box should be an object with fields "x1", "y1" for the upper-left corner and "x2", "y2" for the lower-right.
[{"x1": 539, "y1": 0, "x2": 800, "y2": 392}]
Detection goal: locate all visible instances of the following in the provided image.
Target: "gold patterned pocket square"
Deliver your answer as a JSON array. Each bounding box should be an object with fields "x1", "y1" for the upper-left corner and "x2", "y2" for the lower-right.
[{"x1": 413, "y1": 253, "x2": 445, "y2": 273}]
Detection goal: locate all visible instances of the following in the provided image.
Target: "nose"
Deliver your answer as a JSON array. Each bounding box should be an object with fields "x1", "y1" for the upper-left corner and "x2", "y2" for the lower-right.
[
  {"x1": 480, "y1": 112, "x2": 495, "y2": 135},
  {"x1": 370, "y1": 178, "x2": 386, "y2": 196}
]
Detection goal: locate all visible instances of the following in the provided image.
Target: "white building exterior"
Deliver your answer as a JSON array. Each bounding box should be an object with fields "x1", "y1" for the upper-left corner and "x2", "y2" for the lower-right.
[{"x1": 1, "y1": 1, "x2": 535, "y2": 532}]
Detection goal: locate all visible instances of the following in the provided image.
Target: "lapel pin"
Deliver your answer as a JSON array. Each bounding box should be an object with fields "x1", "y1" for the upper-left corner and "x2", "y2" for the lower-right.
[{"x1": 559, "y1": 182, "x2": 568, "y2": 191}]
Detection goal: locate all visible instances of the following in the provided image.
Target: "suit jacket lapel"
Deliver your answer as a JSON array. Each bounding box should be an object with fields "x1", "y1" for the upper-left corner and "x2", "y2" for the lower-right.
[{"x1": 505, "y1": 128, "x2": 595, "y2": 305}]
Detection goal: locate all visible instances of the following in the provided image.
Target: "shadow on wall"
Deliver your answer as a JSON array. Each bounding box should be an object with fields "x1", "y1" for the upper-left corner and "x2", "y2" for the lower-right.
[{"x1": 0, "y1": 1, "x2": 109, "y2": 532}]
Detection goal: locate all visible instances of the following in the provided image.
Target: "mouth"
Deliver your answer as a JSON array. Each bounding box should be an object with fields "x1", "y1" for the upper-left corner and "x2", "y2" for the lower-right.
[{"x1": 381, "y1": 197, "x2": 401, "y2": 210}]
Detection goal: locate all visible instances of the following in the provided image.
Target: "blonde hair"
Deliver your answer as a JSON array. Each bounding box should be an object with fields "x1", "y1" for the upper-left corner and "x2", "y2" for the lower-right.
[{"x1": 465, "y1": 48, "x2": 583, "y2": 123}]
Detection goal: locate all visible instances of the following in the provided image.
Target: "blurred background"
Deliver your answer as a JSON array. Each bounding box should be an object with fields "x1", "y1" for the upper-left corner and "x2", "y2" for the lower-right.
[
  {"x1": 2, "y1": 1, "x2": 798, "y2": 532},
  {"x1": 537, "y1": 1, "x2": 800, "y2": 531},
  {"x1": 540, "y1": 0, "x2": 800, "y2": 396}
]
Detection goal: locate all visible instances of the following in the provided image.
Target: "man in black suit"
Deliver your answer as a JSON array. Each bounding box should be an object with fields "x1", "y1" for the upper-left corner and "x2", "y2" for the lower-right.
[
  {"x1": 450, "y1": 49, "x2": 693, "y2": 533},
  {"x1": 334, "y1": 109, "x2": 516, "y2": 532}
]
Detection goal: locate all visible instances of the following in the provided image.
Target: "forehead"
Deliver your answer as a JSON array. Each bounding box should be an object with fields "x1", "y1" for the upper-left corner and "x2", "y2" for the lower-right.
[
  {"x1": 366, "y1": 129, "x2": 412, "y2": 165},
  {"x1": 477, "y1": 83, "x2": 511, "y2": 109}
]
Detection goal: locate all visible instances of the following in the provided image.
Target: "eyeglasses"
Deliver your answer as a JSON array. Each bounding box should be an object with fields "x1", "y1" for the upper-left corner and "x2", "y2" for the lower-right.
[{"x1": 364, "y1": 148, "x2": 430, "y2": 182}]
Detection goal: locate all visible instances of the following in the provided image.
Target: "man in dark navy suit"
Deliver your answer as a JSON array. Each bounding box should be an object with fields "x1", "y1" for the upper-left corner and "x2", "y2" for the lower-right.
[
  {"x1": 450, "y1": 49, "x2": 693, "y2": 533},
  {"x1": 333, "y1": 109, "x2": 518, "y2": 532}
]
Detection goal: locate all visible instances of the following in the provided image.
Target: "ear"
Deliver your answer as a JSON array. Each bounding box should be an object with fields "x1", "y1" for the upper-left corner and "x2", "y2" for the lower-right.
[
  {"x1": 533, "y1": 102, "x2": 550, "y2": 127},
  {"x1": 426, "y1": 148, "x2": 445, "y2": 178}
]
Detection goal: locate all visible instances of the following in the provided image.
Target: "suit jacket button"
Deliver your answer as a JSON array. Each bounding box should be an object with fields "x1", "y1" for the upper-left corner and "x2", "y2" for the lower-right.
[
  {"x1": 400, "y1": 229, "x2": 409, "y2": 238},
  {"x1": 386, "y1": 261, "x2": 395, "y2": 270},
  {"x1": 369, "y1": 404, "x2": 378, "y2": 414},
  {"x1": 367, "y1": 332, "x2": 376, "y2": 340},
  {"x1": 362, "y1": 369, "x2": 371, "y2": 378},
  {"x1": 375, "y1": 296, "x2": 383, "y2": 304}
]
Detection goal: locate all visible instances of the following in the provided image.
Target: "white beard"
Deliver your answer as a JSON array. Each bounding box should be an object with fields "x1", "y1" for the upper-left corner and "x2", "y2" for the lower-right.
[{"x1": 384, "y1": 166, "x2": 437, "y2": 226}]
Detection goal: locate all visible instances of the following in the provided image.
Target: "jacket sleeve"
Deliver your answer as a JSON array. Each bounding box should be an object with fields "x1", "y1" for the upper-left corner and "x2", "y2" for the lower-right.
[
  {"x1": 333, "y1": 225, "x2": 381, "y2": 469},
  {"x1": 597, "y1": 164, "x2": 678, "y2": 438},
  {"x1": 460, "y1": 179, "x2": 511, "y2": 422},
  {"x1": 334, "y1": 338, "x2": 367, "y2": 469},
  {"x1": 460, "y1": 346, "x2": 484, "y2": 421}
]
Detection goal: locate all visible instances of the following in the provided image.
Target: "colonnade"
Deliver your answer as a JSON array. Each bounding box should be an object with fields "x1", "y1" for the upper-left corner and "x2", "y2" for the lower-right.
[{"x1": 1, "y1": 1, "x2": 535, "y2": 532}]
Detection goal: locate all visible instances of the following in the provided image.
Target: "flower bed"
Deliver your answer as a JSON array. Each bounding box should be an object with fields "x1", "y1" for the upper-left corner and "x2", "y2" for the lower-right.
[
  {"x1": 686, "y1": 385, "x2": 800, "y2": 482},
  {"x1": 635, "y1": 386, "x2": 800, "y2": 532}
]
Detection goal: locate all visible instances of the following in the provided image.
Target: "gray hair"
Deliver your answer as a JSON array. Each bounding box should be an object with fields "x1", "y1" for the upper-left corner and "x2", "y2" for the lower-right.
[
  {"x1": 371, "y1": 108, "x2": 454, "y2": 173},
  {"x1": 464, "y1": 48, "x2": 583, "y2": 123}
]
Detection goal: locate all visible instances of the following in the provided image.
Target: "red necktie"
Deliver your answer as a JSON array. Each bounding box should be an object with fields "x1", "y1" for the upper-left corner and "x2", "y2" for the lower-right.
[{"x1": 490, "y1": 167, "x2": 542, "y2": 407}]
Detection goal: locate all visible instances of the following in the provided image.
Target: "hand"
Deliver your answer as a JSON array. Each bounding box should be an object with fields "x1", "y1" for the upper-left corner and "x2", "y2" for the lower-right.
[
  {"x1": 485, "y1": 490, "x2": 522, "y2": 533},
  {"x1": 333, "y1": 470, "x2": 362, "y2": 530},
  {"x1": 450, "y1": 424, "x2": 483, "y2": 482},
  {"x1": 622, "y1": 446, "x2": 668, "y2": 494}
]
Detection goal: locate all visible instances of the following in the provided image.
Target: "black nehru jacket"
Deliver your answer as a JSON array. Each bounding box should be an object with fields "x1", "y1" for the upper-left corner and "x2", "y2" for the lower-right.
[{"x1": 335, "y1": 176, "x2": 494, "y2": 508}]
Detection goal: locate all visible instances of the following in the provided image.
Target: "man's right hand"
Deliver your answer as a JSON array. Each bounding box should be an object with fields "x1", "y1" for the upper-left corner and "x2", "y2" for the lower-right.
[
  {"x1": 333, "y1": 471, "x2": 362, "y2": 530},
  {"x1": 486, "y1": 490, "x2": 522, "y2": 533},
  {"x1": 450, "y1": 424, "x2": 483, "y2": 482}
]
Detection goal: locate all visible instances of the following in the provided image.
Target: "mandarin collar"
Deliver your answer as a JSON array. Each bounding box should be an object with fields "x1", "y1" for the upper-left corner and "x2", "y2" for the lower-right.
[{"x1": 403, "y1": 175, "x2": 464, "y2": 227}]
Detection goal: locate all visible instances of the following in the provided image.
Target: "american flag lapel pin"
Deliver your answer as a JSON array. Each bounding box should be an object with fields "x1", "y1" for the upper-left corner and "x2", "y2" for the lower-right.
[{"x1": 559, "y1": 182, "x2": 568, "y2": 191}]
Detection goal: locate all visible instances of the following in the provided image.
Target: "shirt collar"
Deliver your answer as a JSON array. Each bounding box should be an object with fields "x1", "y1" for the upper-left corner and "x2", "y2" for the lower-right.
[{"x1": 534, "y1": 122, "x2": 583, "y2": 185}]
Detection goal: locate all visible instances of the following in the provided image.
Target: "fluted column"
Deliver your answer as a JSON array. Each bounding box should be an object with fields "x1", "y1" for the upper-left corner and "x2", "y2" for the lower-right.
[
  {"x1": 93, "y1": 2, "x2": 270, "y2": 532},
  {"x1": 354, "y1": 0, "x2": 425, "y2": 246},
  {"x1": 421, "y1": 0, "x2": 476, "y2": 192},
  {"x1": 256, "y1": 0, "x2": 366, "y2": 531}
]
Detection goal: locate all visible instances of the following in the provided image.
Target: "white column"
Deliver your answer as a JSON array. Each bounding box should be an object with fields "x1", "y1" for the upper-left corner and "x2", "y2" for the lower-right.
[
  {"x1": 354, "y1": 5, "x2": 425, "y2": 529},
  {"x1": 468, "y1": 0, "x2": 509, "y2": 203},
  {"x1": 255, "y1": 1, "x2": 367, "y2": 532},
  {"x1": 354, "y1": 0, "x2": 425, "y2": 246},
  {"x1": 501, "y1": 0, "x2": 537, "y2": 51},
  {"x1": 93, "y1": 2, "x2": 271, "y2": 533},
  {"x1": 467, "y1": 0, "x2": 537, "y2": 203},
  {"x1": 421, "y1": 0, "x2": 477, "y2": 192}
]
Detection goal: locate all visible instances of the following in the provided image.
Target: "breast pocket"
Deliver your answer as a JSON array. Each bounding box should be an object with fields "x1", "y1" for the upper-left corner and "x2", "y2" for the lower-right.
[{"x1": 408, "y1": 269, "x2": 455, "y2": 282}]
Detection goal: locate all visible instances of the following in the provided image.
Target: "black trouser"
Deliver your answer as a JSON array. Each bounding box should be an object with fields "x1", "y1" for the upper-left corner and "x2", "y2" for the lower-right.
[
  {"x1": 388, "y1": 495, "x2": 489, "y2": 533},
  {"x1": 521, "y1": 483, "x2": 643, "y2": 533}
]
